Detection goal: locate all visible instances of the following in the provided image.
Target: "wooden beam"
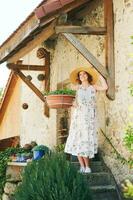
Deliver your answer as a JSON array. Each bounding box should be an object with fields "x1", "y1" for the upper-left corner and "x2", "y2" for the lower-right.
[
  {"x1": 7, "y1": 63, "x2": 47, "y2": 71},
  {"x1": 56, "y1": 26, "x2": 106, "y2": 35},
  {"x1": 12, "y1": 69, "x2": 46, "y2": 103},
  {"x1": 104, "y1": 0, "x2": 115, "y2": 100},
  {"x1": 62, "y1": 33, "x2": 109, "y2": 79},
  {"x1": 8, "y1": 20, "x2": 56, "y2": 63},
  {"x1": 44, "y1": 51, "x2": 50, "y2": 118}
]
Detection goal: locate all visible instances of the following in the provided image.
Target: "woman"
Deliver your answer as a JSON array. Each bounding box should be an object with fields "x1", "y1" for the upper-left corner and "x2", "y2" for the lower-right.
[{"x1": 64, "y1": 66, "x2": 108, "y2": 173}]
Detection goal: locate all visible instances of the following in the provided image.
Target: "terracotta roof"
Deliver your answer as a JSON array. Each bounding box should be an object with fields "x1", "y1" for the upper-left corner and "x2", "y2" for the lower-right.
[
  {"x1": 0, "y1": 0, "x2": 45, "y2": 49},
  {"x1": 0, "y1": 0, "x2": 75, "y2": 49},
  {"x1": 35, "y1": 0, "x2": 75, "y2": 19},
  {"x1": 0, "y1": 0, "x2": 90, "y2": 64}
]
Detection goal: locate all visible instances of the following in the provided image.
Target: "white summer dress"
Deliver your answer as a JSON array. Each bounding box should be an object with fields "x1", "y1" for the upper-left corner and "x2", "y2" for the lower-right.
[{"x1": 64, "y1": 85, "x2": 98, "y2": 158}]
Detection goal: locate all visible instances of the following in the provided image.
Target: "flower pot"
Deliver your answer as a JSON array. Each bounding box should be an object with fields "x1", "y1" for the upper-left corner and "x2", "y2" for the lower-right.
[
  {"x1": 33, "y1": 150, "x2": 45, "y2": 160},
  {"x1": 45, "y1": 95, "x2": 75, "y2": 109}
]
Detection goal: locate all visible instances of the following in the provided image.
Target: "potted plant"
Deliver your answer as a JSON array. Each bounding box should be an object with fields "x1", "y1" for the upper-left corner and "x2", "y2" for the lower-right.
[
  {"x1": 44, "y1": 88, "x2": 76, "y2": 109},
  {"x1": 32, "y1": 145, "x2": 50, "y2": 160}
]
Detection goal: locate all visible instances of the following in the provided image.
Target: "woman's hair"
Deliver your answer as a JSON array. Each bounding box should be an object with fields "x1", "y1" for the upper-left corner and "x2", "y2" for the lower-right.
[{"x1": 77, "y1": 71, "x2": 93, "y2": 84}]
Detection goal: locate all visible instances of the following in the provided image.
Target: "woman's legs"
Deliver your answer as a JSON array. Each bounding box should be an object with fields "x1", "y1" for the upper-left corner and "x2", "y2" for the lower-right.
[
  {"x1": 83, "y1": 157, "x2": 90, "y2": 168},
  {"x1": 77, "y1": 156, "x2": 90, "y2": 167},
  {"x1": 83, "y1": 157, "x2": 91, "y2": 173},
  {"x1": 77, "y1": 156, "x2": 85, "y2": 173},
  {"x1": 77, "y1": 156, "x2": 91, "y2": 173},
  {"x1": 77, "y1": 156, "x2": 85, "y2": 168}
]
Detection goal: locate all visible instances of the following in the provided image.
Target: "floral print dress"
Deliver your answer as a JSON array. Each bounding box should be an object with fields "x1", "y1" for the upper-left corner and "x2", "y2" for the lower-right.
[{"x1": 64, "y1": 85, "x2": 98, "y2": 158}]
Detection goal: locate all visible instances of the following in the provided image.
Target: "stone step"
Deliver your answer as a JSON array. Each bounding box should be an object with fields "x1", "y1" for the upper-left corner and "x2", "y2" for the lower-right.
[
  {"x1": 90, "y1": 185, "x2": 116, "y2": 192},
  {"x1": 85, "y1": 172, "x2": 113, "y2": 186},
  {"x1": 91, "y1": 189, "x2": 119, "y2": 200},
  {"x1": 71, "y1": 159, "x2": 120, "y2": 200}
]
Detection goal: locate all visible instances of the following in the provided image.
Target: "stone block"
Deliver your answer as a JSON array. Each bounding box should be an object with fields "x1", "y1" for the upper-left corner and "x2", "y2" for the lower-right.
[
  {"x1": 6, "y1": 165, "x2": 24, "y2": 182},
  {"x1": 4, "y1": 182, "x2": 17, "y2": 195}
]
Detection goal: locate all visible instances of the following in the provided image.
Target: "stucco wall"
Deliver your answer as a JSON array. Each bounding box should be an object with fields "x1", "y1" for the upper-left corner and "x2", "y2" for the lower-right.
[
  {"x1": 0, "y1": 79, "x2": 21, "y2": 139},
  {"x1": 103, "y1": 0, "x2": 133, "y2": 183},
  {"x1": 20, "y1": 47, "x2": 57, "y2": 149}
]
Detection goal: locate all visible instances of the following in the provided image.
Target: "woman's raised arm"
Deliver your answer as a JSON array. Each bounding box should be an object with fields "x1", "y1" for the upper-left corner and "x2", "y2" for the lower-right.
[{"x1": 93, "y1": 74, "x2": 108, "y2": 91}]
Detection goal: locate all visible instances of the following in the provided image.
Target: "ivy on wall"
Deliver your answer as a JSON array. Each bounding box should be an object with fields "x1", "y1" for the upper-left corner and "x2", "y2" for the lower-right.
[
  {"x1": 124, "y1": 124, "x2": 133, "y2": 152},
  {"x1": 119, "y1": 36, "x2": 133, "y2": 168},
  {"x1": 100, "y1": 129, "x2": 133, "y2": 168}
]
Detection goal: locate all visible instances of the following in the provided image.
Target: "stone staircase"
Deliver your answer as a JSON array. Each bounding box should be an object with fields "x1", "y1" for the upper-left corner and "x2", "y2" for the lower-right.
[{"x1": 71, "y1": 155, "x2": 123, "y2": 200}]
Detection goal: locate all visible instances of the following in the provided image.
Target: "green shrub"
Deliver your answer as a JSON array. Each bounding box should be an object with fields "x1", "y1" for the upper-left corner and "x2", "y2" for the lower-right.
[
  {"x1": 15, "y1": 153, "x2": 92, "y2": 200},
  {"x1": 121, "y1": 179, "x2": 133, "y2": 199}
]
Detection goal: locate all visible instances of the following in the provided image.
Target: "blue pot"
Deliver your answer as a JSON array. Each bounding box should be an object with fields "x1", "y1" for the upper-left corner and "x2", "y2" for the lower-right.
[
  {"x1": 33, "y1": 150, "x2": 45, "y2": 160},
  {"x1": 16, "y1": 156, "x2": 21, "y2": 162}
]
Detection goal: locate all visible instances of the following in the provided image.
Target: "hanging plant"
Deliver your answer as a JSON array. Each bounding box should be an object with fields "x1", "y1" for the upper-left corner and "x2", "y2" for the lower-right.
[{"x1": 44, "y1": 89, "x2": 76, "y2": 109}]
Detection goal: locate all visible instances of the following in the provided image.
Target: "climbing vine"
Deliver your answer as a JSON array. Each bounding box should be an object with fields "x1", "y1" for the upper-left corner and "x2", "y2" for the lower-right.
[
  {"x1": 124, "y1": 124, "x2": 133, "y2": 152},
  {"x1": 122, "y1": 36, "x2": 133, "y2": 156},
  {"x1": 100, "y1": 129, "x2": 133, "y2": 168},
  {"x1": 128, "y1": 84, "x2": 133, "y2": 97},
  {"x1": 120, "y1": 36, "x2": 133, "y2": 167}
]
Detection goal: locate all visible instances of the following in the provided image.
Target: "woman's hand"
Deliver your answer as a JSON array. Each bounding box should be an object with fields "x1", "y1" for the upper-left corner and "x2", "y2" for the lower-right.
[
  {"x1": 93, "y1": 74, "x2": 108, "y2": 91},
  {"x1": 72, "y1": 99, "x2": 78, "y2": 108}
]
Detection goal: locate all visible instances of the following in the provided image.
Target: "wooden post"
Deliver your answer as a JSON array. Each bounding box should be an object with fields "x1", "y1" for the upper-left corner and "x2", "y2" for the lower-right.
[
  {"x1": 104, "y1": 0, "x2": 115, "y2": 100},
  {"x1": 56, "y1": 25, "x2": 106, "y2": 35},
  {"x1": 44, "y1": 51, "x2": 50, "y2": 118},
  {"x1": 62, "y1": 33, "x2": 108, "y2": 79},
  {"x1": 7, "y1": 63, "x2": 47, "y2": 71}
]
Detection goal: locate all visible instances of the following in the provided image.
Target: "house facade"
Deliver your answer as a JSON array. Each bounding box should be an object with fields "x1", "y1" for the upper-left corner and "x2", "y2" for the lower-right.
[{"x1": 0, "y1": 0, "x2": 132, "y2": 183}]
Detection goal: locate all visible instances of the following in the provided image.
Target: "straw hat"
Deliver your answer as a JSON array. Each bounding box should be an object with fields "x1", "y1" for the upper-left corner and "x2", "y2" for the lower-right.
[{"x1": 70, "y1": 66, "x2": 99, "y2": 85}]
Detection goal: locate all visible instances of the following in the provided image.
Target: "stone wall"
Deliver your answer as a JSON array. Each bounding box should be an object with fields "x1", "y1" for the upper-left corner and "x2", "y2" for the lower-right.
[
  {"x1": 102, "y1": 0, "x2": 133, "y2": 183},
  {"x1": 2, "y1": 163, "x2": 25, "y2": 200}
]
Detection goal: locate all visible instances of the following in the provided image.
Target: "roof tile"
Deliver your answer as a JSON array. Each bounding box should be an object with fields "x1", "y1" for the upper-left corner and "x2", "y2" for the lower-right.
[
  {"x1": 35, "y1": 0, "x2": 76, "y2": 19},
  {"x1": 43, "y1": 0, "x2": 62, "y2": 15},
  {"x1": 35, "y1": 5, "x2": 46, "y2": 19},
  {"x1": 60, "y1": 0, "x2": 75, "y2": 6}
]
